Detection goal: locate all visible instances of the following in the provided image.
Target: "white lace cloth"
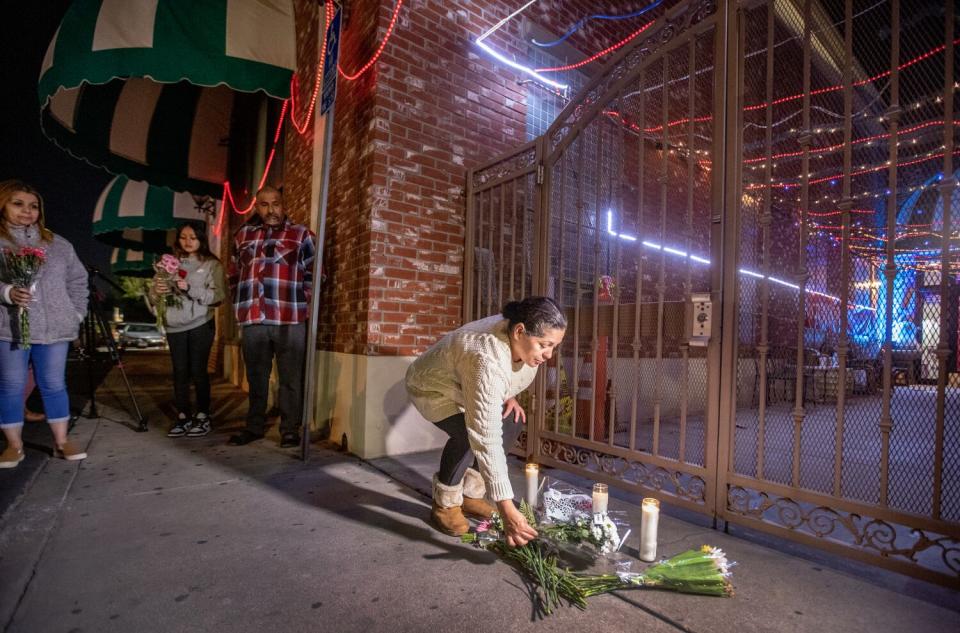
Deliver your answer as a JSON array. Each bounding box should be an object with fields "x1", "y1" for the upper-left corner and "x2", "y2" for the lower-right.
[{"x1": 542, "y1": 487, "x2": 593, "y2": 522}]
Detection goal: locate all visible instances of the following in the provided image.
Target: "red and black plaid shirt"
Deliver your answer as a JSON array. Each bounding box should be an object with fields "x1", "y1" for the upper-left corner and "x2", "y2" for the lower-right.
[{"x1": 228, "y1": 219, "x2": 316, "y2": 326}]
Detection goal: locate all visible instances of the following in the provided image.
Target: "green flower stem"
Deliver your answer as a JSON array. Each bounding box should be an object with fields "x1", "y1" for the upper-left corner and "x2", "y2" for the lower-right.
[{"x1": 19, "y1": 306, "x2": 30, "y2": 350}]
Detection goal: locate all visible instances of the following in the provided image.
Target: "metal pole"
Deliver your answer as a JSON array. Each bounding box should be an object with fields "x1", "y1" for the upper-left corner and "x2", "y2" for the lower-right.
[
  {"x1": 301, "y1": 5, "x2": 337, "y2": 461},
  {"x1": 301, "y1": 103, "x2": 335, "y2": 462}
]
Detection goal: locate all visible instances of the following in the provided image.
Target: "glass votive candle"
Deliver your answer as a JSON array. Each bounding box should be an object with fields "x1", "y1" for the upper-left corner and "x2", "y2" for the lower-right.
[
  {"x1": 639, "y1": 497, "x2": 660, "y2": 562},
  {"x1": 524, "y1": 463, "x2": 540, "y2": 508},
  {"x1": 592, "y1": 483, "x2": 609, "y2": 515}
]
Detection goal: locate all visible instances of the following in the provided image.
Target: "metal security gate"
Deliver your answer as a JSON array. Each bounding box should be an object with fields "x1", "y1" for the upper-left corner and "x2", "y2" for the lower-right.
[
  {"x1": 464, "y1": 0, "x2": 959, "y2": 587},
  {"x1": 464, "y1": 140, "x2": 542, "y2": 322}
]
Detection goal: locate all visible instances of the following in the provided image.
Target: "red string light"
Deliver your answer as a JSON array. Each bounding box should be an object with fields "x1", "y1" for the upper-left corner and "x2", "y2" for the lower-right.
[
  {"x1": 635, "y1": 38, "x2": 959, "y2": 133},
  {"x1": 850, "y1": 244, "x2": 954, "y2": 254},
  {"x1": 535, "y1": 21, "x2": 654, "y2": 73},
  {"x1": 219, "y1": 0, "x2": 405, "y2": 226},
  {"x1": 743, "y1": 37, "x2": 960, "y2": 112},
  {"x1": 805, "y1": 208, "x2": 874, "y2": 217},
  {"x1": 216, "y1": 99, "x2": 291, "y2": 234},
  {"x1": 290, "y1": 0, "x2": 336, "y2": 134},
  {"x1": 338, "y1": 0, "x2": 404, "y2": 81},
  {"x1": 746, "y1": 149, "x2": 960, "y2": 190},
  {"x1": 743, "y1": 120, "x2": 957, "y2": 164}
]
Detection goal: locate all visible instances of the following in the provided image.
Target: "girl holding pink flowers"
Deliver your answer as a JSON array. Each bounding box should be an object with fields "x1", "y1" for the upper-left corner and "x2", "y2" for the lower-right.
[
  {"x1": 0, "y1": 180, "x2": 89, "y2": 468},
  {"x1": 151, "y1": 222, "x2": 225, "y2": 438}
]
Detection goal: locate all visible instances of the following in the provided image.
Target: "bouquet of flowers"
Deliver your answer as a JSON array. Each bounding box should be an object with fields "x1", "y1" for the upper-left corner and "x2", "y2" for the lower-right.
[
  {"x1": 462, "y1": 501, "x2": 733, "y2": 616},
  {"x1": 611, "y1": 546, "x2": 735, "y2": 596},
  {"x1": 0, "y1": 246, "x2": 46, "y2": 349},
  {"x1": 463, "y1": 503, "x2": 593, "y2": 615},
  {"x1": 152, "y1": 254, "x2": 184, "y2": 328},
  {"x1": 597, "y1": 275, "x2": 616, "y2": 302},
  {"x1": 539, "y1": 485, "x2": 628, "y2": 557}
]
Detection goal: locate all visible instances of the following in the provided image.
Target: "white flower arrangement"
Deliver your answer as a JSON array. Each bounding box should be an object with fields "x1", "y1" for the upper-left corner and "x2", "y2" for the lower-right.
[{"x1": 590, "y1": 513, "x2": 622, "y2": 555}]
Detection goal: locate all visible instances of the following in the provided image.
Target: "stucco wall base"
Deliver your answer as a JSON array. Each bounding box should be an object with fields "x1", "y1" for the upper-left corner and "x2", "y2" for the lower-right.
[{"x1": 313, "y1": 351, "x2": 446, "y2": 459}]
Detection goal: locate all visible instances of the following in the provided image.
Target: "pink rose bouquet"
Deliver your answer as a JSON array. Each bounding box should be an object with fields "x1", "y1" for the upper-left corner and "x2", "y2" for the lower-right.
[{"x1": 152, "y1": 253, "x2": 184, "y2": 328}]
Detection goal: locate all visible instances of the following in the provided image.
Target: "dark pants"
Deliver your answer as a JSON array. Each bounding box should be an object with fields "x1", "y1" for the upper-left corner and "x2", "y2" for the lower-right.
[
  {"x1": 436, "y1": 409, "x2": 523, "y2": 486},
  {"x1": 165, "y1": 320, "x2": 215, "y2": 417},
  {"x1": 241, "y1": 323, "x2": 306, "y2": 435}
]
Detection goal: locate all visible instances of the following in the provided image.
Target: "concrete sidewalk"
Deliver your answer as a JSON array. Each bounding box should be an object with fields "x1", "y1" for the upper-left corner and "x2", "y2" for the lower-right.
[{"x1": 0, "y1": 364, "x2": 957, "y2": 633}]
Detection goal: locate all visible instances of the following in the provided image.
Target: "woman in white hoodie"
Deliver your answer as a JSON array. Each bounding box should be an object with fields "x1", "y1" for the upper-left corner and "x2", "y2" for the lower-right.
[
  {"x1": 405, "y1": 296, "x2": 566, "y2": 544},
  {"x1": 152, "y1": 222, "x2": 225, "y2": 438}
]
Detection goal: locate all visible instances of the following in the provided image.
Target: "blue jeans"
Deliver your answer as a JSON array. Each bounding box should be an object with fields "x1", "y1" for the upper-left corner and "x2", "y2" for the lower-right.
[{"x1": 0, "y1": 341, "x2": 70, "y2": 427}]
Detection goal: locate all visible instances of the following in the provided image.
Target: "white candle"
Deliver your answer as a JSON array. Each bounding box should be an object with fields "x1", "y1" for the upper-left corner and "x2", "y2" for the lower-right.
[
  {"x1": 592, "y1": 483, "x2": 608, "y2": 515},
  {"x1": 524, "y1": 463, "x2": 540, "y2": 508},
  {"x1": 639, "y1": 497, "x2": 660, "y2": 562}
]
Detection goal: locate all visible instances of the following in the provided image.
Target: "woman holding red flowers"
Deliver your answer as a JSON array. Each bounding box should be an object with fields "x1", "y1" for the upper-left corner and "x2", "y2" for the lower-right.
[
  {"x1": 151, "y1": 222, "x2": 225, "y2": 438},
  {"x1": 0, "y1": 180, "x2": 88, "y2": 469}
]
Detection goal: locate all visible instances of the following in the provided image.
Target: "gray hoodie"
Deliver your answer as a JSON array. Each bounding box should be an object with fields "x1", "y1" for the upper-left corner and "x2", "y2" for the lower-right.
[
  {"x1": 153, "y1": 256, "x2": 226, "y2": 334},
  {"x1": 0, "y1": 226, "x2": 88, "y2": 345}
]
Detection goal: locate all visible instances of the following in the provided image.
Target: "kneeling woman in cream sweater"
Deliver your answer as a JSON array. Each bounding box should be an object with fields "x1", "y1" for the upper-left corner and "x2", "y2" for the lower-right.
[{"x1": 405, "y1": 296, "x2": 566, "y2": 545}]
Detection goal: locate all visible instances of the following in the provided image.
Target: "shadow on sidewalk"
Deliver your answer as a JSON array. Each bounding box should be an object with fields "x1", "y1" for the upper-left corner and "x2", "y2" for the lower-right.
[{"x1": 83, "y1": 356, "x2": 500, "y2": 568}]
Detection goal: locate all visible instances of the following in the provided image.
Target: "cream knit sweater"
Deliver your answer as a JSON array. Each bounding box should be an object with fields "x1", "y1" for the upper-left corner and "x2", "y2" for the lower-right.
[{"x1": 405, "y1": 315, "x2": 538, "y2": 501}]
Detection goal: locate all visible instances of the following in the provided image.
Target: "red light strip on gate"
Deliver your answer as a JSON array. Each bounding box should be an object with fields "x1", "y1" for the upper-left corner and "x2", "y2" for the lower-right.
[
  {"x1": 743, "y1": 120, "x2": 957, "y2": 164},
  {"x1": 338, "y1": 0, "x2": 404, "y2": 80},
  {"x1": 743, "y1": 38, "x2": 960, "y2": 111},
  {"x1": 603, "y1": 109, "x2": 958, "y2": 192},
  {"x1": 805, "y1": 209, "x2": 874, "y2": 217},
  {"x1": 635, "y1": 39, "x2": 959, "y2": 133},
  {"x1": 603, "y1": 110, "x2": 958, "y2": 176},
  {"x1": 534, "y1": 21, "x2": 654, "y2": 72},
  {"x1": 745, "y1": 149, "x2": 960, "y2": 190}
]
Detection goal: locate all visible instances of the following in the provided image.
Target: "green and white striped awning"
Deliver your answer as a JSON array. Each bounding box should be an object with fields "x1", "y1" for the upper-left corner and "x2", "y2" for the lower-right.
[
  {"x1": 39, "y1": 0, "x2": 296, "y2": 197},
  {"x1": 110, "y1": 247, "x2": 155, "y2": 277},
  {"x1": 93, "y1": 175, "x2": 218, "y2": 251}
]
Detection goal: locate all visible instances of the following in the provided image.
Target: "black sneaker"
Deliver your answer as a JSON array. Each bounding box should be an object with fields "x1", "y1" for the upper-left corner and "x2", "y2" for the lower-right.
[
  {"x1": 279, "y1": 432, "x2": 301, "y2": 448},
  {"x1": 186, "y1": 414, "x2": 211, "y2": 437},
  {"x1": 167, "y1": 415, "x2": 191, "y2": 438},
  {"x1": 228, "y1": 430, "x2": 264, "y2": 446}
]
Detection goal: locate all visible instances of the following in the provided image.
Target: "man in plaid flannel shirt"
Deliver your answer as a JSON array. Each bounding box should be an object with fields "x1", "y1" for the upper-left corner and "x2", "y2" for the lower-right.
[{"x1": 227, "y1": 186, "x2": 316, "y2": 448}]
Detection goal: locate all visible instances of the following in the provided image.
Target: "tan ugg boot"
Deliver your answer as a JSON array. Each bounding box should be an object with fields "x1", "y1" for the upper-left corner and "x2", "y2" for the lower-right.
[
  {"x1": 431, "y1": 475, "x2": 469, "y2": 536},
  {"x1": 461, "y1": 467, "x2": 496, "y2": 519}
]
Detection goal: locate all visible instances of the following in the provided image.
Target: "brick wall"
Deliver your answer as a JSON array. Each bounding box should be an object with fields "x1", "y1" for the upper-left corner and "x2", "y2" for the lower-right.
[
  {"x1": 318, "y1": 0, "x2": 383, "y2": 355},
  {"x1": 364, "y1": 1, "x2": 536, "y2": 356},
  {"x1": 285, "y1": 0, "x2": 659, "y2": 357},
  {"x1": 281, "y1": 0, "x2": 382, "y2": 356},
  {"x1": 283, "y1": 0, "x2": 322, "y2": 226}
]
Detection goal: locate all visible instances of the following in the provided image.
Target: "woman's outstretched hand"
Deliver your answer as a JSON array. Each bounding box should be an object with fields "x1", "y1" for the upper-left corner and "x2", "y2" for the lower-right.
[
  {"x1": 502, "y1": 397, "x2": 526, "y2": 423},
  {"x1": 497, "y1": 499, "x2": 538, "y2": 547}
]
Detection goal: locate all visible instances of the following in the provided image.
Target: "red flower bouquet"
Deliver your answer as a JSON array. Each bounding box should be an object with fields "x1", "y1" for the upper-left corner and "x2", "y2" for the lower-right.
[{"x1": 0, "y1": 246, "x2": 46, "y2": 349}]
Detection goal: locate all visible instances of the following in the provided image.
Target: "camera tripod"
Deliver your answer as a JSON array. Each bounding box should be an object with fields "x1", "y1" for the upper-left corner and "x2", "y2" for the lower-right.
[{"x1": 77, "y1": 266, "x2": 147, "y2": 432}]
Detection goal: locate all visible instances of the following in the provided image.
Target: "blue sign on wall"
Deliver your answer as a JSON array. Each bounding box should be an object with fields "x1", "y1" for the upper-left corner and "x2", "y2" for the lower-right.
[{"x1": 321, "y1": 4, "x2": 342, "y2": 116}]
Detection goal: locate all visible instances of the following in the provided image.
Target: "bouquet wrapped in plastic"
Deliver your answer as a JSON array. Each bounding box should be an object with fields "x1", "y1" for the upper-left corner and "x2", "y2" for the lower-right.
[
  {"x1": 540, "y1": 482, "x2": 630, "y2": 557},
  {"x1": 0, "y1": 246, "x2": 46, "y2": 349},
  {"x1": 151, "y1": 254, "x2": 184, "y2": 328},
  {"x1": 461, "y1": 483, "x2": 734, "y2": 617}
]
